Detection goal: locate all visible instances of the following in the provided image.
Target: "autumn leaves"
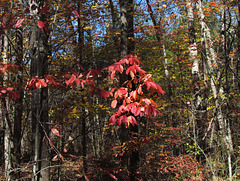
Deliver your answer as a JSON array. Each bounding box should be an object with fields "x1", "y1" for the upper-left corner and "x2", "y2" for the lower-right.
[{"x1": 27, "y1": 54, "x2": 164, "y2": 128}]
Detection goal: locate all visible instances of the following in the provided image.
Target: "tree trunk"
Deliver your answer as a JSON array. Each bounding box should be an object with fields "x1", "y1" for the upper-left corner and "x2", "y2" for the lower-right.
[
  {"x1": 146, "y1": 0, "x2": 172, "y2": 101},
  {"x1": 197, "y1": 0, "x2": 233, "y2": 179},
  {"x1": 1, "y1": 29, "x2": 12, "y2": 181},
  {"x1": 119, "y1": 0, "x2": 130, "y2": 177},
  {"x1": 13, "y1": 9, "x2": 24, "y2": 178},
  {"x1": 109, "y1": 0, "x2": 119, "y2": 53},
  {"x1": 186, "y1": 0, "x2": 207, "y2": 162},
  {"x1": 29, "y1": 0, "x2": 50, "y2": 180},
  {"x1": 220, "y1": 2, "x2": 233, "y2": 180},
  {"x1": 238, "y1": 1, "x2": 240, "y2": 91}
]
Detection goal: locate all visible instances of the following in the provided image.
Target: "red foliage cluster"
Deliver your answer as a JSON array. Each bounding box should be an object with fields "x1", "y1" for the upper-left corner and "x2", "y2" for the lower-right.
[
  {"x1": 109, "y1": 55, "x2": 164, "y2": 127},
  {"x1": 21, "y1": 55, "x2": 164, "y2": 128}
]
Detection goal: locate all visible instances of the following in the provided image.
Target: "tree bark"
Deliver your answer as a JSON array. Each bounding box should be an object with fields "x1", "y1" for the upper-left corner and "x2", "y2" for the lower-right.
[
  {"x1": 186, "y1": 0, "x2": 207, "y2": 162},
  {"x1": 29, "y1": 0, "x2": 50, "y2": 180},
  {"x1": 1, "y1": 28, "x2": 12, "y2": 181},
  {"x1": 238, "y1": 1, "x2": 240, "y2": 91},
  {"x1": 197, "y1": 0, "x2": 233, "y2": 179},
  {"x1": 13, "y1": 2, "x2": 24, "y2": 176}
]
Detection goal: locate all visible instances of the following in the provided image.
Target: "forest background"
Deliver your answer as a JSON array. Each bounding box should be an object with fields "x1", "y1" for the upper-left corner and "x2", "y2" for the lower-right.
[{"x1": 0, "y1": 0, "x2": 240, "y2": 180}]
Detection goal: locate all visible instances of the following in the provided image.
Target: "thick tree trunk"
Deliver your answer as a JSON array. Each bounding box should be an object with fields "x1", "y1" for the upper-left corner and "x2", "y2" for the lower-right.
[
  {"x1": 186, "y1": 0, "x2": 207, "y2": 162},
  {"x1": 29, "y1": 0, "x2": 50, "y2": 180},
  {"x1": 126, "y1": 1, "x2": 139, "y2": 180},
  {"x1": 119, "y1": 0, "x2": 130, "y2": 177}
]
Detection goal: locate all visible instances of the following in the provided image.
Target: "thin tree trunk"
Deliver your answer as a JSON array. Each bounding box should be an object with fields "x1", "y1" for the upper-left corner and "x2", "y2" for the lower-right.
[
  {"x1": 220, "y1": 2, "x2": 233, "y2": 180},
  {"x1": 76, "y1": 1, "x2": 87, "y2": 174},
  {"x1": 146, "y1": 0, "x2": 172, "y2": 101},
  {"x1": 29, "y1": 0, "x2": 49, "y2": 180},
  {"x1": 238, "y1": 0, "x2": 240, "y2": 91},
  {"x1": 13, "y1": 3, "x2": 24, "y2": 177},
  {"x1": 2, "y1": 29, "x2": 12, "y2": 181},
  {"x1": 109, "y1": 0, "x2": 119, "y2": 53},
  {"x1": 120, "y1": 0, "x2": 128, "y2": 60}
]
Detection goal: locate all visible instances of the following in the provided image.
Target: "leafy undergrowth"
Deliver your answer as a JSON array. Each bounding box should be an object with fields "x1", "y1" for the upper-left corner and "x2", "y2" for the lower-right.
[{"x1": 0, "y1": 155, "x2": 223, "y2": 181}]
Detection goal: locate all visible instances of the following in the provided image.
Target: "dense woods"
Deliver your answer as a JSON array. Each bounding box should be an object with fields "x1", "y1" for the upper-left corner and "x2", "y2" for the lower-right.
[{"x1": 0, "y1": 0, "x2": 240, "y2": 180}]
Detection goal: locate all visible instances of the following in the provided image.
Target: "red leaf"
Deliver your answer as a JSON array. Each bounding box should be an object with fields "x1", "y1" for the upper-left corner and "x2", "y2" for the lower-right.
[
  {"x1": 120, "y1": 58, "x2": 129, "y2": 64},
  {"x1": 65, "y1": 3, "x2": 75, "y2": 9},
  {"x1": 110, "y1": 71, "x2": 115, "y2": 79},
  {"x1": 43, "y1": 25, "x2": 49, "y2": 34},
  {"x1": 109, "y1": 114, "x2": 118, "y2": 125},
  {"x1": 108, "y1": 62, "x2": 124, "y2": 74},
  {"x1": 143, "y1": 98, "x2": 151, "y2": 105},
  {"x1": 130, "y1": 71, "x2": 135, "y2": 79},
  {"x1": 39, "y1": 79, "x2": 47, "y2": 87},
  {"x1": 122, "y1": 115, "x2": 129, "y2": 128},
  {"x1": 6, "y1": 87, "x2": 14, "y2": 91},
  {"x1": 109, "y1": 87, "x2": 116, "y2": 96},
  {"x1": 36, "y1": 81, "x2": 41, "y2": 89},
  {"x1": 81, "y1": 81, "x2": 84, "y2": 88},
  {"x1": 66, "y1": 74, "x2": 77, "y2": 87},
  {"x1": 111, "y1": 99, "x2": 117, "y2": 108},
  {"x1": 98, "y1": 89, "x2": 110, "y2": 99},
  {"x1": 118, "y1": 105, "x2": 126, "y2": 113},
  {"x1": 118, "y1": 115, "x2": 128, "y2": 127},
  {"x1": 130, "y1": 104, "x2": 137, "y2": 115},
  {"x1": 38, "y1": 21, "x2": 44, "y2": 29},
  {"x1": 73, "y1": 10, "x2": 80, "y2": 18},
  {"x1": 1, "y1": 89, "x2": 6, "y2": 94},
  {"x1": 137, "y1": 86, "x2": 143, "y2": 95},
  {"x1": 15, "y1": 18, "x2": 24, "y2": 28},
  {"x1": 51, "y1": 128, "x2": 64, "y2": 137},
  {"x1": 128, "y1": 115, "x2": 137, "y2": 126},
  {"x1": 69, "y1": 154, "x2": 78, "y2": 158},
  {"x1": 106, "y1": 172, "x2": 118, "y2": 180},
  {"x1": 52, "y1": 155, "x2": 58, "y2": 161},
  {"x1": 130, "y1": 90, "x2": 137, "y2": 100},
  {"x1": 75, "y1": 78, "x2": 80, "y2": 85},
  {"x1": 50, "y1": 139, "x2": 53, "y2": 147}
]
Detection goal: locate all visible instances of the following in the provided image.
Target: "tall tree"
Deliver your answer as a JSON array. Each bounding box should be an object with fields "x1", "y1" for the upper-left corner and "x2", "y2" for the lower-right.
[
  {"x1": 29, "y1": 0, "x2": 50, "y2": 180},
  {"x1": 197, "y1": 0, "x2": 233, "y2": 178},
  {"x1": 186, "y1": 0, "x2": 207, "y2": 162},
  {"x1": 13, "y1": 1, "x2": 24, "y2": 179},
  {"x1": 2, "y1": 26, "x2": 12, "y2": 181}
]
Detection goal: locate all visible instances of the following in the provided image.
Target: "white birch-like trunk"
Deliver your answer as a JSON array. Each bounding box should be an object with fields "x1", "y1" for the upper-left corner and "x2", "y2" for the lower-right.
[
  {"x1": 2, "y1": 30, "x2": 12, "y2": 181},
  {"x1": 186, "y1": 0, "x2": 203, "y2": 158}
]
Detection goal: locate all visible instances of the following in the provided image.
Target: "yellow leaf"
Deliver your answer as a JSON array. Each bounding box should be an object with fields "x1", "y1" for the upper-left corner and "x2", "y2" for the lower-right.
[{"x1": 84, "y1": 26, "x2": 92, "y2": 30}]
